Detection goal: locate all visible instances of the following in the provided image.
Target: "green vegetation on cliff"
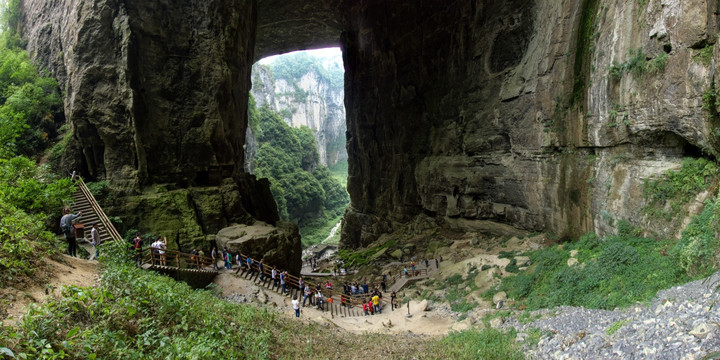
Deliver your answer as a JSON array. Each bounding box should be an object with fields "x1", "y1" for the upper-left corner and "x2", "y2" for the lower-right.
[
  {"x1": 251, "y1": 101, "x2": 349, "y2": 247},
  {"x1": 488, "y1": 158, "x2": 720, "y2": 310},
  {"x1": 270, "y1": 51, "x2": 343, "y2": 89},
  {"x1": 0, "y1": 24, "x2": 72, "y2": 287}
]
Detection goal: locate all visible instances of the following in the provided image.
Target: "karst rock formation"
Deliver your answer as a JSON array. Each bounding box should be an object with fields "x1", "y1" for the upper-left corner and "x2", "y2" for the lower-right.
[{"x1": 18, "y1": 0, "x2": 720, "y2": 255}]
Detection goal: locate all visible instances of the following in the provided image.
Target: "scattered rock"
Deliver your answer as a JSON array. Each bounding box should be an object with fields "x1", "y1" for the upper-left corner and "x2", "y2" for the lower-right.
[
  {"x1": 515, "y1": 256, "x2": 531, "y2": 266},
  {"x1": 489, "y1": 317, "x2": 504, "y2": 328},
  {"x1": 471, "y1": 236, "x2": 480, "y2": 246},
  {"x1": 570, "y1": 249, "x2": 578, "y2": 258},
  {"x1": 390, "y1": 249, "x2": 404, "y2": 260},
  {"x1": 493, "y1": 291, "x2": 507, "y2": 305},
  {"x1": 689, "y1": 323, "x2": 712, "y2": 339},
  {"x1": 567, "y1": 258, "x2": 579, "y2": 267}
]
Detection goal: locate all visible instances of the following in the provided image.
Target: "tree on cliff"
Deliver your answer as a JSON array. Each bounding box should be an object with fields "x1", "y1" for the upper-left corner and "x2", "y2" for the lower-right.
[{"x1": 252, "y1": 103, "x2": 348, "y2": 242}]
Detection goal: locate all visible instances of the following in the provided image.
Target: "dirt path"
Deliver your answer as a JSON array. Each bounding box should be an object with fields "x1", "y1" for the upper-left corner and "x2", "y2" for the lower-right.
[
  {"x1": 1, "y1": 255, "x2": 100, "y2": 325},
  {"x1": 213, "y1": 272, "x2": 471, "y2": 336}
]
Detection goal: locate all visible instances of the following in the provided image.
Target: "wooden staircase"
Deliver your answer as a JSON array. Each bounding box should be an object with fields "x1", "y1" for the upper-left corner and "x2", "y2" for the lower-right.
[{"x1": 69, "y1": 178, "x2": 123, "y2": 245}]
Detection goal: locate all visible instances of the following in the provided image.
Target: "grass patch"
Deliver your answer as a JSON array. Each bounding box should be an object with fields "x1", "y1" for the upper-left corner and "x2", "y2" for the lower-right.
[
  {"x1": 609, "y1": 48, "x2": 668, "y2": 80},
  {"x1": 606, "y1": 319, "x2": 630, "y2": 335},
  {"x1": 694, "y1": 44, "x2": 714, "y2": 66},
  {"x1": 428, "y1": 327, "x2": 524, "y2": 360},
  {"x1": 337, "y1": 238, "x2": 397, "y2": 266},
  {"x1": 487, "y1": 232, "x2": 689, "y2": 310},
  {"x1": 642, "y1": 157, "x2": 720, "y2": 220}
]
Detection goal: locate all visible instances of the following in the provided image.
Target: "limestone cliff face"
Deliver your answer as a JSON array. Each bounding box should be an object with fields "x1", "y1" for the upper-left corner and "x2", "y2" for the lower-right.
[
  {"x1": 21, "y1": 0, "x2": 253, "y2": 187},
  {"x1": 339, "y1": 0, "x2": 720, "y2": 247},
  {"x1": 250, "y1": 62, "x2": 347, "y2": 167},
  {"x1": 20, "y1": 0, "x2": 720, "y2": 252},
  {"x1": 19, "y1": 0, "x2": 293, "y2": 261}
]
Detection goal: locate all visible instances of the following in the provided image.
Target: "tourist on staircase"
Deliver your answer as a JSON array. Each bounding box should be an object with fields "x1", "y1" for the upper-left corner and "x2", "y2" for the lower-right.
[
  {"x1": 258, "y1": 258, "x2": 265, "y2": 281},
  {"x1": 60, "y1": 207, "x2": 82, "y2": 257}
]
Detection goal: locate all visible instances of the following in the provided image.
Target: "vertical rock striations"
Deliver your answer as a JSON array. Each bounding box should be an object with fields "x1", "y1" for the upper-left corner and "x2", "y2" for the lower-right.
[
  {"x1": 338, "y1": 0, "x2": 720, "y2": 247},
  {"x1": 21, "y1": 0, "x2": 255, "y2": 188},
  {"x1": 250, "y1": 61, "x2": 347, "y2": 167}
]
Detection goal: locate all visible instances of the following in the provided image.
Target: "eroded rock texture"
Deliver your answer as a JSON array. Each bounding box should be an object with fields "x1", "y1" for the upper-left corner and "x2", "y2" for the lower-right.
[
  {"x1": 339, "y1": 0, "x2": 720, "y2": 247},
  {"x1": 20, "y1": 0, "x2": 720, "y2": 252}
]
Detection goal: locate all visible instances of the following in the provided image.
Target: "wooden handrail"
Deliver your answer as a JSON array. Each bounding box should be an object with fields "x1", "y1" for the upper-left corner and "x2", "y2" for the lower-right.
[
  {"x1": 140, "y1": 247, "x2": 215, "y2": 271},
  {"x1": 75, "y1": 178, "x2": 123, "y2": 242}
]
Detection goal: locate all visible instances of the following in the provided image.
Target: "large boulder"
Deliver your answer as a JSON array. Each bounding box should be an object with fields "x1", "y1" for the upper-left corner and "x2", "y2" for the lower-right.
[{"x1": 216, "y1": 221, "x2": 302, "y2": 274}]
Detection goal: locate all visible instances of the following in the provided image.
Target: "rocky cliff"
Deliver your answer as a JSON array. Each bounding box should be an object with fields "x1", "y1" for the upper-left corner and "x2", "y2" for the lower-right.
[
  {"x1": 19, "y1": 0, "x2": 720, "y2": 253},
  {"x1": 250, "y1": 60, "x2": 346, "y2": 167},
  {"x1": 340, "y1": 0, "x2": 720, "y2": 247}
]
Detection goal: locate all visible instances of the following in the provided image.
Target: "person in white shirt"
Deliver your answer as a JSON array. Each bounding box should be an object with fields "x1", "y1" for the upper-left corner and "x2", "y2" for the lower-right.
[{"x1": 291, "y1": 295, "x2": 300, "y2": 318}]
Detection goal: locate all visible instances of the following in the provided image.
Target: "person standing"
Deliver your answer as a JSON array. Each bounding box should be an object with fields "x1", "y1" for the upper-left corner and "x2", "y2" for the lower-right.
[
  {"x1": 132, "y1": 232, "x2": 143, "y2": 266},
  {"x1": 280, "y1": 270, "x2": 287, "y2": 294},
  {"x1": 302, "y1": 284, "x2": 311, "y2": 307},
  {"x1": 292, "y1": 295, "x2": 300, "y2": 318},
  {"x1": 272, "y1": 266, "x2": 278, "y2": 288},
  {"x1": 436, "y1": 258, "x2": 439, "y2": 269},
  {"x1": 258, "y1": 258, "x2": 265, "y2": 280},
  {"x1": 372, "y1": 293, "x2": 381, "y2": 314},
  {"x1": 211, "y1": 247, "x2": 219, "y2": 271},
  {"x1": 89, "y1": 222, "x2": 100, "y2": 260},
  {"x1": 158, "y1": 236, "x2": 167, "y2": 266},
  {"x1": 391, "y1": 291, "x2": 397, "y2": 311},
  {"x1": 60, "y1": 208, "x2": 82, "y2": 257}
]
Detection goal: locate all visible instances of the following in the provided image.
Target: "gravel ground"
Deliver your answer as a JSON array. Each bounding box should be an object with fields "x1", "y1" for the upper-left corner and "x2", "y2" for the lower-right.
[{"x1": 502, "y1": 272, "x2": 720, "y2": 360}]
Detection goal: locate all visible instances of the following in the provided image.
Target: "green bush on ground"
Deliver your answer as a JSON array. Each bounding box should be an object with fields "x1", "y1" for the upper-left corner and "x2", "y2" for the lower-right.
[{"x1": 489, "y1": 231, "x2": 687, "y2": 310}]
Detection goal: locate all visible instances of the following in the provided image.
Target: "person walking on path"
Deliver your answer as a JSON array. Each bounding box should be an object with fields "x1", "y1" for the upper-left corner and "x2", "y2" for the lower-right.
[
  {"x1": 391, "y1": 291, "x2": 397, "y2": 311},
  {"x1": 211, "y1": 247, "x2": 219, "y2": 271},
  {"x1": 435, "y1": 258, "x2": 439, "y2": 269},
  {"x1": 425, "y1": 258, "x2": 429, "y2": 269},
  {"x1": 272, "y1": 266, "x2": 278, "y2": 288},
  {"x1": 292, "y1": 295, "x2": 300, "y2": 318},
  {"x1": 280, "y1": 270, "x2": 287, "y2": 295},
  {"x1": 60, "y1": 208, "x2": 82, "y2": 257},
  {"x1": 259, "y1": 259, "x2": 265, "y2": 281},
  {"x1": 89, "y1": 222, "x2": 100, "y2": 260}
]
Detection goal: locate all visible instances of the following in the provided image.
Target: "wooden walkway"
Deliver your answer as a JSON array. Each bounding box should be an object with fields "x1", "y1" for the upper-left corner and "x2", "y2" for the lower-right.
[{"x1": 67, "y1": 177, "x2": 436, "y2": 316}]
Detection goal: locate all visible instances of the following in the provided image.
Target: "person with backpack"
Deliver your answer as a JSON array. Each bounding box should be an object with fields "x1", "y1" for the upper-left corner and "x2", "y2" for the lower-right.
[{"x1": 60, "y1": 208, "x2": 82, "y2": 257}]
